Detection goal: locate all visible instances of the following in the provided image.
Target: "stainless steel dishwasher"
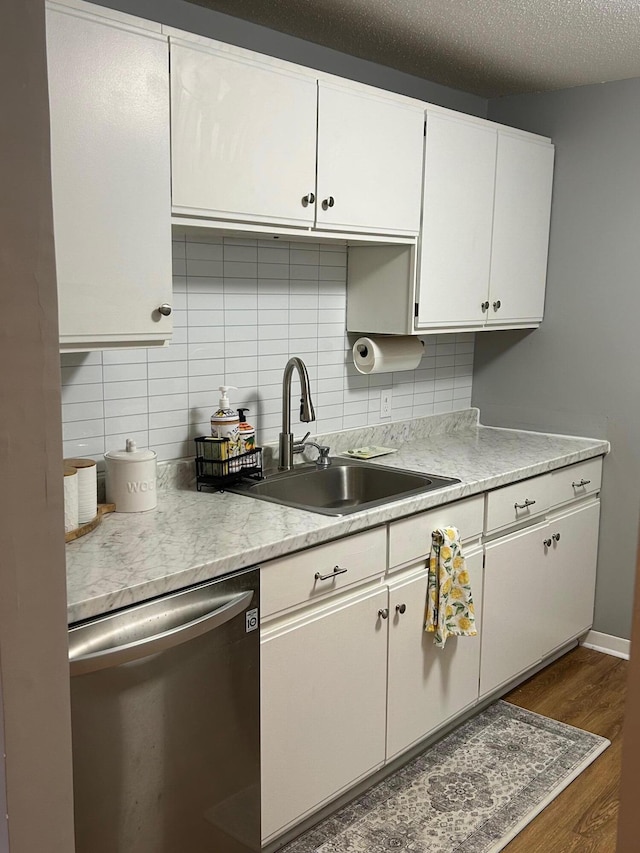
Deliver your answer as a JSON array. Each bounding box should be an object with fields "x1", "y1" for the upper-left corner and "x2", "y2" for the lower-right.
[{"x1": 68, "y1": 566, "x2": 260, "y2": 853}]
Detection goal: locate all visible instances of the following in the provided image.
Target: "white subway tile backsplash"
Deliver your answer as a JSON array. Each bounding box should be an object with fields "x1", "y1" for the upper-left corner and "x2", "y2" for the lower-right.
[
  {"x1": 187, "y1": 292, "x2": 224, "y2": 310},
  {"x1": 103, "y1": 363, "x2": 148, "y2": 383},
  {"x1": 60, "y1": 235, "x2": 475, "y2": 462},
  {"x1": 148, "y1": 392, "x2": 189, "y2": 413},
  {"x1": 105, "y1": 413, "x2": 149, "y2": 436},
  {"x1": 186, "y1": 258, "x2": 224, "y2": 277},
  {"x1": 104, "y1": 397, "x2": 148, "y2": 418},
  {"x1": 62, "y1": 400, "x2": 104, "y2": 422},
  {"x1": 148, "y1": 361, "x2": 188, "y2": 380},
  {"x1": 61, "y1": 364, "x2": 103, "y2": 385},
  {"x1": 148, "y1": 377, "x2": 188, "y2": 396}
]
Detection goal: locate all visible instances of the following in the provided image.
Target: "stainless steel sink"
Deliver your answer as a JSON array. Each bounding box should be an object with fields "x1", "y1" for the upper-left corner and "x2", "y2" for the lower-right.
[{"x1": 226, "y1": 458, "x2": 460, "y2": 516}]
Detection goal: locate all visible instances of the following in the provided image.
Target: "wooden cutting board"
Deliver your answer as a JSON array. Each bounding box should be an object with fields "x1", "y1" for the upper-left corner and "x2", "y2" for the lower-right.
[{"x1": 65, "y1": 503, "x2": 115, "y2": 544}]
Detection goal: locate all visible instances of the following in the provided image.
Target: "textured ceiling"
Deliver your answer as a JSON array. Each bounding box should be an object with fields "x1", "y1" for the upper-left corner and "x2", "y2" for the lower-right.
[{"x1": 186, "y1": 0, "x2": 640, "y2": 97}]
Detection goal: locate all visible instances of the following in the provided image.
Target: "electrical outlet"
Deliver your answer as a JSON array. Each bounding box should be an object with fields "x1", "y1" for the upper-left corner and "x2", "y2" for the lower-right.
[{"x1": 380, "y1": 389, "x2": 392, "y2": 418}]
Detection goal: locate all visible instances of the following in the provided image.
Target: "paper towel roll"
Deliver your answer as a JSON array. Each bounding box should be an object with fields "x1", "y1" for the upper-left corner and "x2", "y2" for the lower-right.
[
  {"x1": 64, "y1": 458, "x2": 97, "y2": 523},
  {"x1": 64, "y1": 466, "x2": 79, "y2": 533},
  {"x1": 352, "y1": 336, "x2": 424, "y2": 374}
]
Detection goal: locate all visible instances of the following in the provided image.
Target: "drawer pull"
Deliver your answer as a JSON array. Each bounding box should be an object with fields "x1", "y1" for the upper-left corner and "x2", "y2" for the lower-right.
[
  {"x1": 552, "y1": 532, "x2": 561, "y2": 542},
  {"x1": 378, "y1": 608, "x2": 389, "y2": 620},
  {"x1": 396, "y1": 603, "x2": 407, "y2": 615},
  {"x1": 314, "y1": 565, "x2": 348, "y2": 582},
  {"x1": 514, "y1": 498, "x2": 536, "y2": 510},
  {"x1": 572, "y1": 478, "x2": 591, "y2": 488},
  {"x1": 543, "y1": 538, "x2": 552, "y2": 548}
]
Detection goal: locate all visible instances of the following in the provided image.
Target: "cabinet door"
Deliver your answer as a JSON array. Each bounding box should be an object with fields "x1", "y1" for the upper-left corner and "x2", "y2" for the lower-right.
[
  {"x1": 545, "y1": 501, "x2": 600, "y2": 654},
  {"x1": 47, "y1": 6, "x2": 172, "y2": 350},
  {"x1": 316, "y1": 83, "x2": 423, "y2": 234},
  {"x1": 487, "y1": 132, "x2": 554, "y2": 326},
  {"x1": 260, "y1": 587, "x2": 388, "y2": 843},
  {"x1": 171, "y1": 42, "x2": 317, "y2": 227},
  {"x1": 416, "y1": 114, "x2": 496, "y2": 329},
  {"x1": 481, "y1": 521, "x2": 552, "y2": 697},
  {"x1": 386, "y1": 549, "x2": 483, "y2": 761}
]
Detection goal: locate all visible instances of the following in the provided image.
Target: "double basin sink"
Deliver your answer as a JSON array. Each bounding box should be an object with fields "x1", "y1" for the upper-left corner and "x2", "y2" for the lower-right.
[{"x1": 227, "y1": 458, "x2": 459, "y2": 516}]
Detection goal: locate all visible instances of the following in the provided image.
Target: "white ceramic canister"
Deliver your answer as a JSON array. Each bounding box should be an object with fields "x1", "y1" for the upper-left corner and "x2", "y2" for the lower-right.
[{"x1": 104, "y1": 439, "x2": 157, "y2": 513}]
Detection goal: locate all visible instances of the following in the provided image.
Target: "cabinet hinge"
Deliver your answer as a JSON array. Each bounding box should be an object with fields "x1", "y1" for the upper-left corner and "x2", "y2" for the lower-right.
[{"x1": 414, "y1": 302, "x2": 419, "y2": 318}]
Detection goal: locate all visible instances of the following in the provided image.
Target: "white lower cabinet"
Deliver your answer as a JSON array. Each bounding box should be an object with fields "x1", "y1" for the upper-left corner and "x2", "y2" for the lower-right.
[
  {"x1": 481, "y1": 498, "x2": 600, "y2": 697},
  {"x1": 261, "y1": 459, "x2": 603, "y2": 845},
  {"x1": 260, "y1": 585, "x2": 388, "y2": 843},
  {"x1": 386, "y1": 547, "x2": 483, "y2": 761}
]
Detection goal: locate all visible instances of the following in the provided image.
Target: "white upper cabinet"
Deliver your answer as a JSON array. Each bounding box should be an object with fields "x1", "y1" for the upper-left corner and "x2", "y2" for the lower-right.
[
  {"x1": 348, "y1": 112, "x2": 555, "y2": 335},
  {"x1": 47, "y1": 2, "x2": 172, "y2": 351},
  {"x1": 415, "y1": 115, "x2": 554, "y2": 332},
  {"x1": 417, "y1": 113, "x2": 497, "y2": 328},
  {"x1": 487, "y1": 132, "x2": 555, "y2": 326},
  {"x1": 316, "y1": 82, "x2": 424, "y2": 235},
  {"x1": 170, "y1": 40, "x2": 424, "y2": 236},
  {"x1": 170, "y1": 42, "x2": 318, "y2": 227}
]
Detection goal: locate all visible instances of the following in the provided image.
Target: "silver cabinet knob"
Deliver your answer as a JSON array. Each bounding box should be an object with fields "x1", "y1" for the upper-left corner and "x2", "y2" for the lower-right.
[
  {"x1": 493, "y1": 300, "x2": 501, "y2": 311},
  {"x1": 322, "y1": 196, "x2": 335, "y2": 210},
  {"x1": 396, "y1": 603, "x2": 407, "y2": 615},
  {"x1": 543, "y1": 538, "x2": 552, "y2": 548},
  {"x1": 552, "y1": 533, "x2": 561, "y2": 542},
  {"x1": 378, "y1": 608, "x2": 389, "y2": 620},
  {"x1": 481, "y1": 301, "x2": 490, "y2": 312},
  {"x1": 302, "y1": 192, "x2": 315, "y2": 206},
  {"x1": 157, "y1": 303, "x2": 172, "y2": 316}
]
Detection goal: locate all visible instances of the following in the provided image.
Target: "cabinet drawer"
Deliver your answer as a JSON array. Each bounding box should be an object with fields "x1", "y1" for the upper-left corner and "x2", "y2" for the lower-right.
[
  {"x1": 261, "y1": 527, "x2": 387, "y2": 619},
  {"x1": 388, "y1": 495, "x2": 483, "y2": 569},
  {"x1": 485, "y1": 474, "x2": 550, "y2": 533},
  {"x1": 549, "y1": 457, "x2": 602, "y2": 508}
]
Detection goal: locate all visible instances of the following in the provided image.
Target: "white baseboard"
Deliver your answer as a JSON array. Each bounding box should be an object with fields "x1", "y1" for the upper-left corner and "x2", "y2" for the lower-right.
[{"x1": 580, "y1": 630, "x2": 631, "y2": 660}]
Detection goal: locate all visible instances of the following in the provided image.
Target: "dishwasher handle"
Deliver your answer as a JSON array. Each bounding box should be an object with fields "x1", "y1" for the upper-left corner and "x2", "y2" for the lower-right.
[{"x1": 69, "y1": 589, "x2": 254, "y2": 676}]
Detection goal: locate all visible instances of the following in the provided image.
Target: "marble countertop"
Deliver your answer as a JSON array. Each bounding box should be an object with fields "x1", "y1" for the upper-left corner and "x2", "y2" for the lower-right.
[{"x1": 65, "y1": 410, "x2": 609, "y2": 624}]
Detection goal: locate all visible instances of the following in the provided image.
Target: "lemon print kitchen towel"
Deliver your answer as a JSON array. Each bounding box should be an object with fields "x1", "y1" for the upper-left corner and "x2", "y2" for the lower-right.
[{"x1": 425, "y1": 526, "x2": 476, "y2": 649}]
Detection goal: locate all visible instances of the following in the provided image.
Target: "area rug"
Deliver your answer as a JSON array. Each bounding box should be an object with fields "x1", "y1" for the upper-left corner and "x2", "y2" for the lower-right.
[{"x1": 280, "y1": 700, "x2": 610, "y2": 853}]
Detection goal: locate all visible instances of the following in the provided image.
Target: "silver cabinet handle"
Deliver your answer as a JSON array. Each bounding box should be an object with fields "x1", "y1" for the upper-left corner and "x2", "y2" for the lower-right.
[
  {"x1": 378, "y1": 608, "x2": 389, "y2": 620},
  {"x1": 322, "y1": 196, "x2": 335, "y2": 209},
  {"x1": 543, "y1": 538, "x2": 552, "y2": 548},
  {"x1": 396, "y1": 603, "x2": 406, "y2": 615},
  {"x1": 69, "y1": 589, "x2": 253, "y2": 676},
  {"x1": 481, "y1": 301, "x2": 490, "y2": 312},
  {"x1": 302, "y1": 192, "x2": 315, "y2": 205},
  {"x1": 514, "y1": 498, "x2": 536, "y2": 509},
  {"x1": 572, "y1": 478, "x2": 591, "y2": 488},
  {"x1": 552, "y1": 532, "x2": 561, "y2": 542},
  {"x1": 157, "y1": 303, "x2": 172, "y2": 316},
  {"x1": 493, "y1": 299, "x2": 501, "y2": 311},
  {"x1": 314, "y1": 565, "x2": 347, "y2": 581}
]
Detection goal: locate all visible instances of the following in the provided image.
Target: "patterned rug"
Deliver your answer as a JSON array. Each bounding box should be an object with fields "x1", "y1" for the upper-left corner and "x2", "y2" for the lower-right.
[{"x1": 280, "y1": 701, "x2": 609, "y2": 853}]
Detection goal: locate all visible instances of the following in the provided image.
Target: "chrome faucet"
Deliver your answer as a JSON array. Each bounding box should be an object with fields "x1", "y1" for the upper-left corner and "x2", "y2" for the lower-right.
[{"x1": 278, "y1": 357, "x2": 316, "y2": 470}]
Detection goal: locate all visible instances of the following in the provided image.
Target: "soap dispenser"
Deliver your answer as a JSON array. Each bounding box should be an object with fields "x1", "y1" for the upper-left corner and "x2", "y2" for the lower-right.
[
  {"x1": 211, "y1": 386, "x2": 240, "y2": 457},
  {"x1": 237, "y1": 407, "x2": 256, "y2": 468}
]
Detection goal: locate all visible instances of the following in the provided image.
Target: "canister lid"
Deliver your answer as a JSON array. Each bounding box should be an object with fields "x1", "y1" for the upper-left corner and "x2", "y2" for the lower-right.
[{"x1": 104, "y1": 438, "x2": 157, "y2": 462}]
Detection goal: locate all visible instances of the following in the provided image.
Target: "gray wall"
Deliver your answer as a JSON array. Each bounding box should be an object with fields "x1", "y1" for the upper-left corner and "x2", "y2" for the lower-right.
[
  {"x1": 99, "y1": 0, "x2": 487, "y2": 117},
  {"x1": 473, "y1": 77, "x2": 640, "y2": 639}
]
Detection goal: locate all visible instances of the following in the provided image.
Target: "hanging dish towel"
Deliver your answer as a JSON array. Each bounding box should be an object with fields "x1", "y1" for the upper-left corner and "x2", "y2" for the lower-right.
[{"x1": 425, "y1": 526, "x2": 477, "y2": 649}]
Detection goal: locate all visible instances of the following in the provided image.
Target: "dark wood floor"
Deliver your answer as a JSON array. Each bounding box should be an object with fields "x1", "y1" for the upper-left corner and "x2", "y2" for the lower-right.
[{"x1": 502, "y1": 645, "x2": 628, "y2": 852}]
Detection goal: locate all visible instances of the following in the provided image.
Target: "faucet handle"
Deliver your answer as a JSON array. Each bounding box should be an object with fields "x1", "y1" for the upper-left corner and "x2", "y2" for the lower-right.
[{"x1": 292, "y1": 431, "x2": 311, "y2": 454}]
